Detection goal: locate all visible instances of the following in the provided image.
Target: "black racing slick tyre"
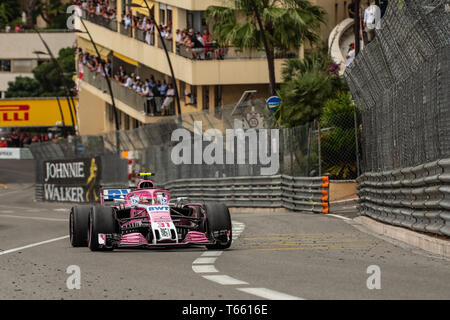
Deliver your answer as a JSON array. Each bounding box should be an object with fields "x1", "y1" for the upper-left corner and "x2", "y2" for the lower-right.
[
  {"x1": 69, "y1": 205, "x2": 92, "y2": 247},
  {"x1": 88, "y1": 206, "x2": 116, "y2": 251},
  {"x1": 205, "y1": 202, "x2": 232, "y2": 250}
]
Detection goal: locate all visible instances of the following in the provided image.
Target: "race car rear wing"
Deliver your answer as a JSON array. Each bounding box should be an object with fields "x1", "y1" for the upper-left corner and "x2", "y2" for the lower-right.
[{"x1": 100, "y1": 187, "x2": 135, "y2": 205}]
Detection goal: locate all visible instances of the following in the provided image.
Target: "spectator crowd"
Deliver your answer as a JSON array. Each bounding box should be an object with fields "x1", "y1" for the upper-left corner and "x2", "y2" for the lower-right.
[
  {"x1": 74, "y1": 0, "x2": 226, "y2": 60},
  {"x1": 0, "y1": 131, "x2": 67, "y2": 148},
  {"x1": 78, "y1": 48, "x2": 175, "y2": 116}
]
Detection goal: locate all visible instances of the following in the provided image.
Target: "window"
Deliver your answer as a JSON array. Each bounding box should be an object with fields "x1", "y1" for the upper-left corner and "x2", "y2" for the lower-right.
[
  {"x1": 202, "y1": 86, "x2": 209, "y2": 110},
  {"x1": 214, "y1": 85, "x2": 223, "y2": 119},
  {"x1": 0, "y1": 60, "x2": 11, "y2": 72},
  {"x1": 214, "y1": 85, "x2": 222, "y2": 109},
  {"x1": 125, "y1": 114, "x2": 130, "y2": 130},
  {"x1": 167, "y1": 6, "x2": 173, "y2": 25},
  {"x1": 189, "y1": 85, "x2": 197, "y2": 107},
  {"x1": 12, "y1": 60, "x2": 33, "y2": 73},
  {"x1": 179, "y1": 81, "x2": 186, "y2": 103},
  {"x1": 159, "y1": 3, "x2": 166, "y2": 25}
]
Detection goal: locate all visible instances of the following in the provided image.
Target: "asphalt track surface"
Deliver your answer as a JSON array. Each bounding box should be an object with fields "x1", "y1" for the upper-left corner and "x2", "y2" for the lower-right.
[{"x1": 0, "y1": 163, "x2": 449, "y2": 299}]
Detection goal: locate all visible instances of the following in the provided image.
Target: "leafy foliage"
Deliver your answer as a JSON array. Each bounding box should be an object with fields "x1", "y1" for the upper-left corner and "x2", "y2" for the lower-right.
[
  {"x1": 6, "y1": 47, "x2": 75, "y2": 98},
  {"x1": 0, "y1": 0, "x2": 20, "y2": 28},
  {"x1": 206, "y1": 0, "x2": 325, "y2": 95},
  {"x1": 5, "y1": 77, "x2": 43, "y2": 98},
  {"x1": 206, "y1": 0, "x2": 325, "y2": 51},
  {"x1": 277, "y1": 51, "x2": 347, "y2": 127},
  {"x1": 320, "y1": 92, "x2": 359, "y2": 179}
]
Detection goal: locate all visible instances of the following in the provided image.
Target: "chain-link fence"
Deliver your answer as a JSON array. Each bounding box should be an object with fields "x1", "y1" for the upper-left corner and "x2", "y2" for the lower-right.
[
  {"x1": 344, "y1": 0, "x2": 450, "y2": 172},
  {"x1": 29, "y1": 99, "x2": 360, "y2": 185}
]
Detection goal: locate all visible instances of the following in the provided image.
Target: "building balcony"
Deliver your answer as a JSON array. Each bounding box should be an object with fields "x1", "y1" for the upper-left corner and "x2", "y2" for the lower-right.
[
  {"x1": 81, "y1": 67, "x2": 175, "y2": 124},
  {"x1": 76, "y1": 15, "x2": 291, "y2": 86}
]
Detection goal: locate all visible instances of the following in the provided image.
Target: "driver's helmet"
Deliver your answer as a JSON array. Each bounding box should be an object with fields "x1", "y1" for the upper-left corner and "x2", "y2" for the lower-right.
[{"x1": 139, "y1": 195, "x2": 154, "y2": 204}]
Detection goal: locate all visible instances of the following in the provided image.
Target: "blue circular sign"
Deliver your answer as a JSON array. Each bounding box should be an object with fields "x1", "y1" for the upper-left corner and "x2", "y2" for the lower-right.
[{"x1": 266, "y1": 96, "x2": 281, "y2": 113}]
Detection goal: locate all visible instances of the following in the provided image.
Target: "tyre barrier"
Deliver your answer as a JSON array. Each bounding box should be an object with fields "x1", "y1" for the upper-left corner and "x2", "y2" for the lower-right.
[
  {"x1": 164, "y1": 175, "x2": 330, "y2": 214},
  {"x1": 357, "y1": 158, "x2": 450, "y2": 237}
]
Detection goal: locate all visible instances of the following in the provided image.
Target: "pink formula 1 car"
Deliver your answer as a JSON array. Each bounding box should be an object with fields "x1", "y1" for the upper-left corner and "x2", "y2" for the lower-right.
[{"x1": 69, "y1": 179, "x2": 232, "y2": 251}]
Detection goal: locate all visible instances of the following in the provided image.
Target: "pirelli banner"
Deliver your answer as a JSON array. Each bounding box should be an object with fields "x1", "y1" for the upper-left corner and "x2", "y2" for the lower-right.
[{"x1": 43, "y1": 157, "x2": 101, "y2": 203}]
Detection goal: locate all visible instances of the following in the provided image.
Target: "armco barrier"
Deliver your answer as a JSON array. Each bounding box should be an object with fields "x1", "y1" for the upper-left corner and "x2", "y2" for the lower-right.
[
  {"x1": 358, "y1": 158, "x2": 450, "y2": 237},
  {"x1": 163, "y1": 175, "x2": 329, "y2": 214}
]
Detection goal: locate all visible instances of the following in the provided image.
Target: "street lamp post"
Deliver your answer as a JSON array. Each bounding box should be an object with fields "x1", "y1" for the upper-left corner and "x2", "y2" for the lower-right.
[
  {"x1": 32, "y1": 30, "x2": 77, "y2": 133},
  {"x1": 128, "y1": 0, "x2": 181, "y2": 116},
  {"x1": 74, "y1": 16, "x2": 121, "y2": 154}
]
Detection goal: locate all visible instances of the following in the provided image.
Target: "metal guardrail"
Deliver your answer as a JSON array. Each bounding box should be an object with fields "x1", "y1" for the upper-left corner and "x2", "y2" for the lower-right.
[
  {"x1": 357, "y1": 158, "x2": 450, "y2": 237},
  {"x1": 164, "y1": 175, "x2": 329, "y2": 213}
]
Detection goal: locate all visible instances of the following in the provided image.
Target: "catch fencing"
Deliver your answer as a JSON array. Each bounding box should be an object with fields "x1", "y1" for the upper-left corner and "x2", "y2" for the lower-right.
[
  {"x1": 30, "y1": 100, "x2": 359, "y2": 184},
  {"x1": 345, "y1": 0, "x2": 450, "y2": 236},
  {"x1": 29, "y1": 98, "x2": 358, "y2": 208},
  {"x1": 345, "y1": 0, "x2": 450, "y2": 172}
]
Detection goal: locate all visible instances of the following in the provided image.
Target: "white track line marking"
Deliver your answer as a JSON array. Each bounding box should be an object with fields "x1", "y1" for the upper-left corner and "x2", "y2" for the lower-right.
[
  {"x1": 0, "y1": 235, "x2": 69, "y2": 256},
  {"x1": 327, "y1": 214, "x2": 352, "y2": 221},
  {"x1": 237, "y1": 287, "x2": 304, "y2": 300},
  {"x1": 202, "y1": 275, "x2": 249, "y2": 285},
  {"x1": 192, "y1": 265, "x2": 219, "y2": 273},
  {"x1": 0, "y1": 215, "x2": 67, "y2": 222},
  {"x1": 193, "y1": 257, "x2": 217, "y2": 264},
  {"x1": 201, "y1": 251, "x2": 223, "y2": 257}
]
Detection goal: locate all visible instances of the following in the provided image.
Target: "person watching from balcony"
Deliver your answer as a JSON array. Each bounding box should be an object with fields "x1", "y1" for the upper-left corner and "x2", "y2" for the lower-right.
[
  {"x1": 202, "y1": 29, "x2": 213, "y2": 59},
  {"x1": 348, "y1": 0, "x2": 357, "y2": 18},
  {"x1": 161, "y1": 83, "x2": 175, "y2": 116},
  {"x1": 159, "y1": 80, "x2": 168, "y2": 96},
  {"x1": 176, "y1": 29, "x2": 183, "y2": 44},
  {"x1": 119, "y1": 65, "x2": 125, "y2": 77},
  {"x1": 364, "y1": 0, "x2": 381, "y2": 43},
  {"x1": 346, "y1": 43, "x2": 356, "y2": 67},
  {"x1": 123, "y1": 11, "x2": 132, "y2": 29}
]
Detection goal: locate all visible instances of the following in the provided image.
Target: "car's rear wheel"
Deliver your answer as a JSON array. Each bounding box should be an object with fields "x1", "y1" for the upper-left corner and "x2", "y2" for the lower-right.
[
  {"x1": 88, "y1": 206, "x2": 116, "y2": 251},
  {"x1": 204, "y1": 202, "x2": 232, "y2": 250},
  {"x1": 69, "y1": 205, "x2": 92, "y2": 247}
]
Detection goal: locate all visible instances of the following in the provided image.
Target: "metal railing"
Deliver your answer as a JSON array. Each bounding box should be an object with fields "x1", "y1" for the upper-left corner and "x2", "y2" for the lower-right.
[
  {"x1": 164, "y1": 175, "x2": 329, "y2": 213},
  {"x1": 158, "y1": 38, "x2": 173, "y2": 52},
  {"x1": 82, "y1": 67, "x2": 176, "y2": 115},
  {"x1": 358, "y1": 158, "x2": 450, "y2": 237},
  {"x1": 83, "y1": 10, "x2": 117, "y2": 32}
]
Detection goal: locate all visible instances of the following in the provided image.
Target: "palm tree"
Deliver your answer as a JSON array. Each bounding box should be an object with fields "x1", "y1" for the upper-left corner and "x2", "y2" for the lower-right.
[{"x1": 206, "y1": 0, "x2": 325, "y2": 96}]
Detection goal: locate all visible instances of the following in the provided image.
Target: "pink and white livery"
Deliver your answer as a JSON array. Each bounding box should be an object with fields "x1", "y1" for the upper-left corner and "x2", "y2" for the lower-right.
[{"x1": 69, "y1": 179, "x2": 232, "y2": 251}]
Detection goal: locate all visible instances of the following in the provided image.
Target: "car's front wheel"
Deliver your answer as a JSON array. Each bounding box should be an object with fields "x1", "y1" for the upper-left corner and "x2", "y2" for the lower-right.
[
  {"x1": 88, "y1": 206, "x2": 116, "y2": 251},
  {"x1": 204, "y1": 202, "x2": 232, "y2": 250},
  {"x1": 69, "y1": 205, "x2": 92, "y2": 247}
]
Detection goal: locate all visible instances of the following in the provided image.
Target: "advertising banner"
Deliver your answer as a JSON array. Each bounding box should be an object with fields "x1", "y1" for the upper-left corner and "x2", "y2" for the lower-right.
[
  {"x1": 43, "y1": 157, "x2": 101, "y2": 203},
  {"x1": 0, "y1": 98, "x2": 77, "y2": 127},
  {"x1": 0, "y1": 148, "x2": 21, "y2": 159}
]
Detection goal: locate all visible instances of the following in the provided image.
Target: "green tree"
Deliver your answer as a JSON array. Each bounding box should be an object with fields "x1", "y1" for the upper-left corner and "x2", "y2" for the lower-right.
[
  {"x1": 206, "y1": 0, "x2": 325, "y2": 96},
  {"x1": 320, "y1": 92, "x2": 359, "y2": 179},
  {"x1": 24, "y1": 0, "x2": 70, "y2": 29},
  {"x1": 0, "y1": 0, "x2": 21, "y2": 28},
  {"x1": 5, "y1": 77, "x2": 43, "y2": 98},
  {"x1": 6, "y1": 47, "x2": 75, "y2": 98},
  {"x1": 277, "y1": 51, "x2": 347, "y2": 127},
  {"x1": 33, "y1": 47, "x2": 76, "y2": 96}
]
